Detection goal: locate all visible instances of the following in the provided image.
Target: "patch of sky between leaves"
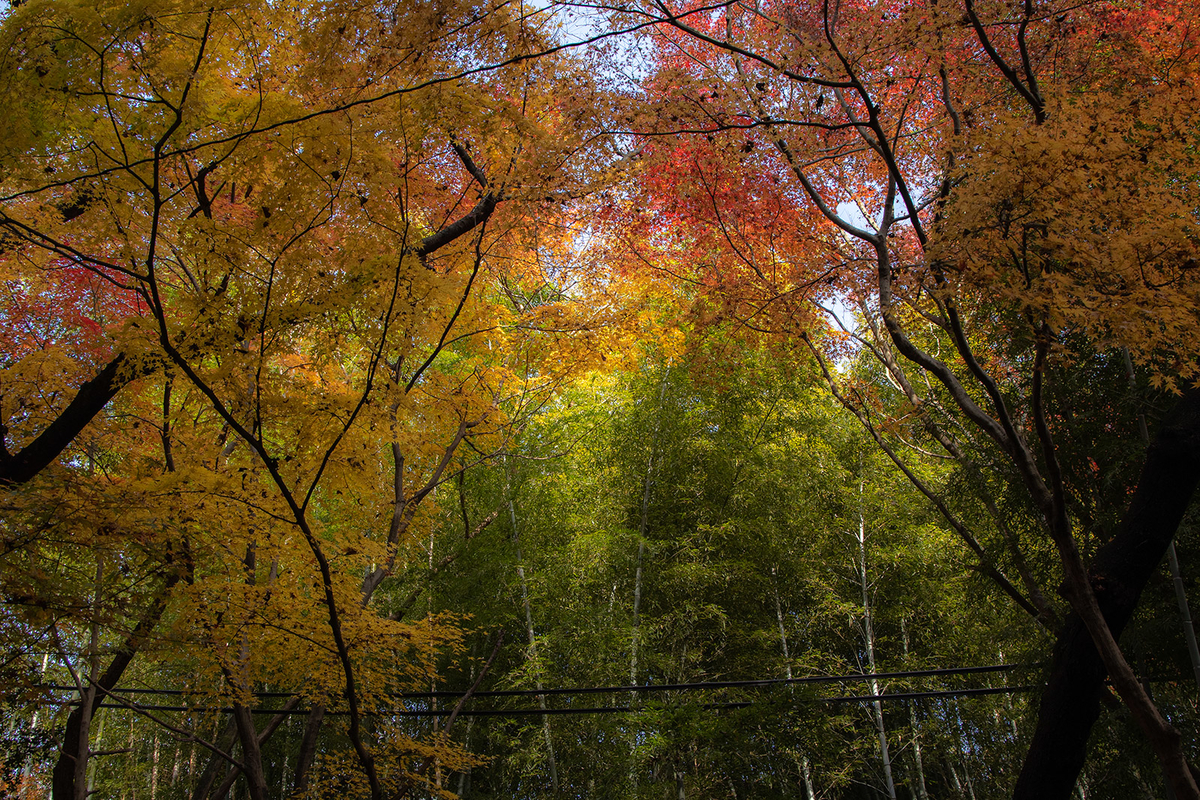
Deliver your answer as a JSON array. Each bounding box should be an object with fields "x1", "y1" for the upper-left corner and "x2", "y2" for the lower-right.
[
  {"x1": 536, "y1": 0, "x2": 656, "y2": 85},
  {"x1": 819, "y1": 200, "x2": 867, "y2": 341}
]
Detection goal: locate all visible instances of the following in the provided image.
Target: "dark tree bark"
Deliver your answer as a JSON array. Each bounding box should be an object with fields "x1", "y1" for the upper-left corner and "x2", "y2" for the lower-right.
[
  {"x1": 1014, "y1": 385, "x2": 1200, "y2": 799},
  {"x1": 190, "y1": 718, "x2": 239, "y2": 800},
  {"x1": 52, "y1": 583, "x2": 175, "y2": 800},
  {"x1": 292, "y1": 704, "x2": 326, "y2": 795},
  {"x1": 1, "y1": 354, "x2": 146, "y2": 486},
  {"x1": 229, "y1": 705, "x2": 268, "y2": 800},
  {"x1": 206, "y1": 698, "x2": 301, "y2": 800}
]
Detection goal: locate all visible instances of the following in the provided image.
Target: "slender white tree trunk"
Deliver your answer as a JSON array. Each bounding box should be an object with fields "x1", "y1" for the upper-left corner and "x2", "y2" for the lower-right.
[
  {"x1": 801, "y1": 757, "x2": 816, "y2": 800},
  {"x1": 21, "y1": 653, "x2": 50, "y2": 799},
  {"x1": 630, "y1": 527, "x2": 646, "y2": 693},
  {"x1": 856, "y1": 480, "x2": 897, "y2": 800},
  {"x1": 170, "y1": 741, "x2": 181, "y2": 787},
  {"x1": 87, "y1": 705, "x2": 106, "y2": 797},
  {"x1": 150, "y1": 732, "x2": 160, "y2": 800},
  {"x1": 629, "y1": 366, "x2": 670, "y2": 791},
  {"x1": 506, "y1": 459, "x2": 558, "y2": 794},
  {"x1": 187, "y1": 742, "x2": 196, "y2": 796},
  {"x1": 628, "y1": 450, "x2": 650, "y2": 791},
  {"x1": 630, "y1": 370, "x2": 666, "y2": 692},
  {"x1": 960, "y1": 754, "x2": 978, "y2": 800},
  {"x1": 901, "y1": 620, "x2": 930, "y2": 800},
  {"x1": 1166, "y1": 542, "x2": 1200, "y2": 691},
  {"x1": 947, "y1": 761, "x2": 965, "y2": 800},
  {"x1": 773, "y1": 565, "x2": 817, "y2": 800},
  {"x1": 125, "y1": 718, "x2": 135, "y2": 800}
]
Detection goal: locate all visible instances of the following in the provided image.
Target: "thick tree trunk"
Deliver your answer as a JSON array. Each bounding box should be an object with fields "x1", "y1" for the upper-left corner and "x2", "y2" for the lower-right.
[
  {"x1": 230, "y1": 704, "x2": 267, "y2": 800},
  {"x1": 1014, "y1": 385, "x2": 1200, "y2": 799},
  {"x1": 191, "y1": 718, "x2": 238, "y2": 800},
  {"x1": 205, "y1": 698, "x2": 300, "y2": 800},
  {"x1": 291, "y1": 704, "x2": 325, "y2": 794},
  {"x1": 52, "y1": 583, "x2": 174, "y2": 800},
  {"x1": 1125, "y1": 352, "x2": 1200, "y2": 694},
  {"x1": 0, "y1": 354, "x2": 150, "y2": 486}
]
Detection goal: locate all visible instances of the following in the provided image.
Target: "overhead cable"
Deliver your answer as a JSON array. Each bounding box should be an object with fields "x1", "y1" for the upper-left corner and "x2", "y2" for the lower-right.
[{"x1": 42, "y1": 662, "x2": 1031, "y2": 702}]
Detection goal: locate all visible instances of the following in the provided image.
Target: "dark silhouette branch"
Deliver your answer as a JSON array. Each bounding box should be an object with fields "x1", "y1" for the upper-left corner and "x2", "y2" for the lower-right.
[{"x1": 0, "y1": 354, "x2": 157, "y2": 486}]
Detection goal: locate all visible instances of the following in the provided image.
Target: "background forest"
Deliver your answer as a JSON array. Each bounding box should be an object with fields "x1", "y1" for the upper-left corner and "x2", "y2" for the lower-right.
[{"x1": 1, "y1": 0, "x2": 1200, "y2": 798}]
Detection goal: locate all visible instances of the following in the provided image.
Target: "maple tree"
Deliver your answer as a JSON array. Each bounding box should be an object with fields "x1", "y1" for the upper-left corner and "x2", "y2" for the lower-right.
[
  {"x1": 0, "y1": 0, "x2": 624, "y2": 797},
  {"x1": 598, "y1": 0, "x2": 1200, "y2": 795}
]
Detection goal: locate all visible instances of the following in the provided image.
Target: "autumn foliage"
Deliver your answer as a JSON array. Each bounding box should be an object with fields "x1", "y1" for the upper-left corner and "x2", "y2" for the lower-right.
[
  {"x1": 0, "y1": 0, "x2": 623, "y2": 797},
  {"x1": 2, "y1": 0, "x2": 1200, "y2": 797}
]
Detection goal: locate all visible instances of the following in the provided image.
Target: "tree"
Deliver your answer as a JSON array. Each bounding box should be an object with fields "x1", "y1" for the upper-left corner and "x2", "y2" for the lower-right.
[
  {"x1": 405, "y1": 331, "x2": 1026, "y2": 799},
  {"x1": 600, "y1": 0, "x2": 1200, "y2": 794},
  {"x1": 0, "y1": 0, "x2": 620, "y2": 796},
  {"x1": 6, "y1": 0, "x2": 1199, "y2": 794}
]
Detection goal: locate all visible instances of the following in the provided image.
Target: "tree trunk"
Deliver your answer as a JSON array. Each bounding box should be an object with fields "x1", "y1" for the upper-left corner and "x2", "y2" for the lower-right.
[
  {"x1": 629, "y1": 416, "x2": 659, "y2": 696},
  {"x1": 773, "y1": 565, "x2": 819, "y2": 800},
  {"x1": 291, "y1": 702, "x2": 324, "y2": 794},
  {"x1": 230, "y1": 705, "x2": 267, "y2": 800},
  {"x1": 191, "y1": 718, "x2": 238, "y2": 800},
  {"x1": 150, "y1": 732, "x2": 160, "y2": 800},
  {"x1": 206, "y1": 699, "x2": 301, "y2": 800},
  {"x1": 1125, "y1": 351, "x2": 1200, "y2": 694},
  {"x1": 52, "y1": 580, "x2": 174, "y2": 800},
  {"x1": 1167, "y1": 541, "x2": 1200, "y2": 692},
  {"x1": 946, "y1": 760, "x2": 965, "y2": 800},
  {"x1": 507, "y1": 459, "x2": 558, "y2": 794},
  {"x1": 901, "y1": 621, "x2": 930, "y2": 800},
  {"x1": 800, "y1": 756, "x2": 816, "y2": 800},
  {"x1": 0, "y1": 354, "x2": 154, "y2": 486},
  {"x1": 629, "y1": 366, "x2": 669, "y2": 792},
  {"x1": 856, "y1": 481, "x2": 897, "y2": 800},
  {"x1": 1014, "y1": 385, "x2": 1200, "y2": 799}
]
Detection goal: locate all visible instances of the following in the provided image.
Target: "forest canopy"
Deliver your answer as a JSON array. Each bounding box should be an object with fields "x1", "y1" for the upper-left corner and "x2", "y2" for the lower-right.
[{"x1": 1, "y1": 0, "x2": 1199, "y2": 798}]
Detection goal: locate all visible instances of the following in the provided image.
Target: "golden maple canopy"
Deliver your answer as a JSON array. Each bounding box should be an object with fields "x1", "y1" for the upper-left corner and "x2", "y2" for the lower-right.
[{"x1": 0, "y1": 0, "x2": 630, "y2": 796}]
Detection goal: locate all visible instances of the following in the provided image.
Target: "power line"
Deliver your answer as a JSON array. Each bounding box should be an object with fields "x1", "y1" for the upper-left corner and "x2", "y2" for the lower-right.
[
  {"x1": 24, "y1": 665, "x2": 1047, "y2": 719},
  {"x1": 35, "y1": 684, "x2": 1035, "y2": 717},
  {"x1": 40, "y1": 663, "x2": 1032, "y2": 703}
]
